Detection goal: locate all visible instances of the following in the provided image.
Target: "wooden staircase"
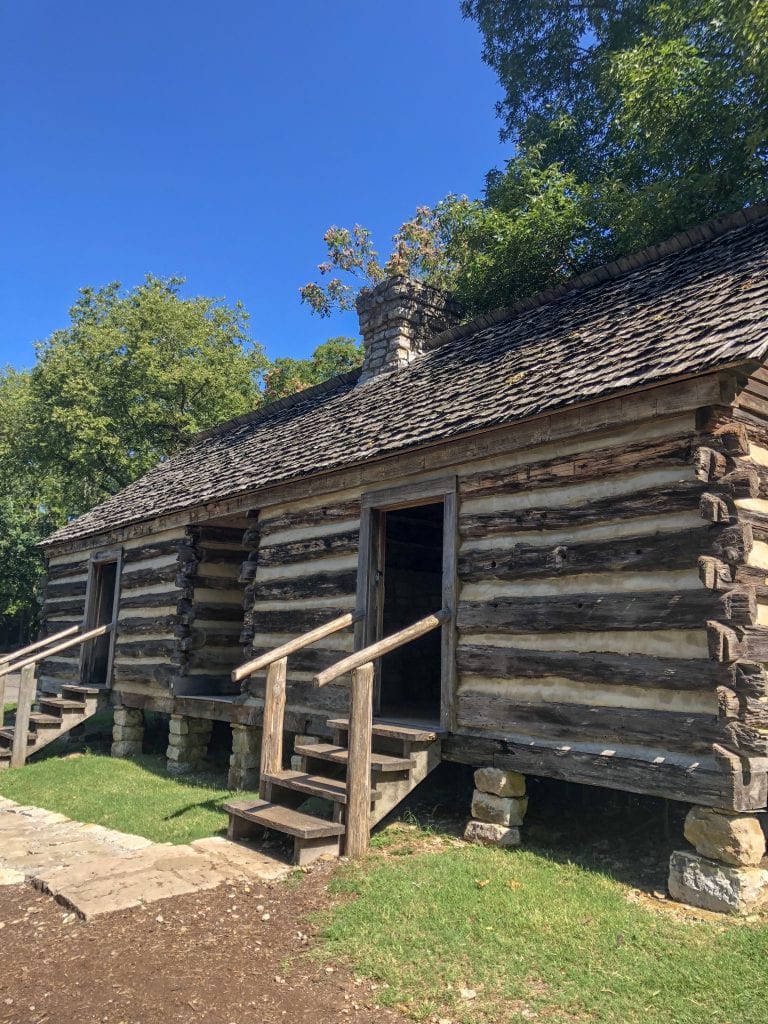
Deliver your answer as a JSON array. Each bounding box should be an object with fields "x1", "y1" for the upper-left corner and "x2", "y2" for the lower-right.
[
  {"x1": 225, "y1": 717, "x2": 442, "y2": 864},
  {"x1": 0, "y1": 684, "x2": 107, "y2": 770},
  {"x1": 224, "y1": 609, "x2": 448, "y2": 864},
  {"x1": 0, "y1": 624, "x2": 112, "y2": 770}
]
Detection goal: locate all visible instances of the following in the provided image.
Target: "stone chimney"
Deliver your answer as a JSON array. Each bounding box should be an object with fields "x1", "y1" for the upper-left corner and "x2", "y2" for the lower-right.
[{"x1": 356, "y1": 276, "x2": 462, "y2": 381}]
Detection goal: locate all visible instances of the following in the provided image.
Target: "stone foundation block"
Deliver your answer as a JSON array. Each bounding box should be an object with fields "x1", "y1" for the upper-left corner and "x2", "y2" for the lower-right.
[
  {"x1": 684, "y1": 807, "x2": 766, "y2": 867},
  {"x1": 474, "y1": 767, "x2": 526, "y2": 798},
  {"x1": 230, "y1": 751, "x2": 260, "y2": 771},
  {"x1": 668, "y1": 850, "x2": 768, "y2": 914},
  {"x1": 231, "y1": 725, "x2": 261, "y2": 755},
  {"x1": 113, "y1": 707, "x2": 143, "y2": 728},
  {"x1": 471, "y1": 790, "x2": 528, "y2": 827},
  {"x1": 290, "y1": 755, "x2": 303, "y2": 771},
  {"x1": 165, "y1": 715, "x2": 211, "y2": 775},
  {"x1": 228, "y1": 766, "x2": 260, "y2": 790},
  {"x1": 112, "y1": 725, "x2": 143, "y2": 743},
  {"x1": 294, "y1": 734, "x2": 319, "y2": 749},
  {"x1": 464, "y1": 820, "x2": 521, "y2": 848},
  {"x1": 111, "y1": 707, "x2": 144, "y2": 758},
  {"x1": 111, "y1": 740, "x2": 142, "y2": 759}
]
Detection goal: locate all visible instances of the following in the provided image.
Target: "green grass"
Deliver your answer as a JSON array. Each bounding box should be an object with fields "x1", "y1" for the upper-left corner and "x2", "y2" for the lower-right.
[
  {"x1": 2, "y1": 702, "x2": 16, "y2": 716},
  {"x1": 318, "y1": 839, "x2": 768, "y2": 1024},
  {"x1": 0, "y1": 752, "x2": 258, "y2": 844}
]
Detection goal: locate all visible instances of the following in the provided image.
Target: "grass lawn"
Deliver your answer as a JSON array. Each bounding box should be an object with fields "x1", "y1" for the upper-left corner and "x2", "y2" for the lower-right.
[
  {"x1": 2, "y1": 703, "x2": 16, "y2": 715},
  {"x1": 320, "y1": 832, "x2": 768, "y2": 1024},
  {"x1": 0, "y1": 751, "x2": 259, "y2": 844}
]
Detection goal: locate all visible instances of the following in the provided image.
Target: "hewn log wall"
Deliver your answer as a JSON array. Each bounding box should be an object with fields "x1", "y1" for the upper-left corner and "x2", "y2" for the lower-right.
[
  {"x1": 38, "y1": 550, "x2": 90, "y2": 691},
  {"x1": 173, "y1": 517, "x2": 252, "y2": 696},
  {"x1": 242, "y1": 497, "x2": 361, "y2": 714}
]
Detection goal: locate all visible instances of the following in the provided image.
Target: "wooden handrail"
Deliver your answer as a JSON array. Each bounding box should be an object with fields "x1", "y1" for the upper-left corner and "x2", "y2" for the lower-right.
[
  {"x1": 234, "y1": 610, "x2": 363, "y2": 798},
  {"x1": 313, "y1": 609, "x2": 449, "y2": 688},
  {"x1": 314, "y1": 607, "x2": 450, "y2": 860},
  {"x1": 232, "y1": 610, "x2": 363, "y2": 683},
  {"x1": 0, "y1": 625, "x2": 81, "y2": 677},
  {"x1": 6, "y1": 623, "x2": 111, "y2": 769},
  {"x1": 10, "y1": 624, "x2": 111, "y2": 674}
]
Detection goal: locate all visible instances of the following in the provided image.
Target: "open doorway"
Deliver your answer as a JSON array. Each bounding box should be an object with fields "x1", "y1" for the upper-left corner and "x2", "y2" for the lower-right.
[
  {"x1": 377, "y1": 501, "x2": 444, "y2": 723},
  {"x1": 81, "y1": 555, "x2": 120, "y2": 687}
]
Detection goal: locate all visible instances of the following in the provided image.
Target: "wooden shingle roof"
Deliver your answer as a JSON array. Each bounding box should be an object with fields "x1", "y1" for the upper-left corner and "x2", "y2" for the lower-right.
[{"x1": 43, "y1": 205, "x2": 768, "y2": 547}]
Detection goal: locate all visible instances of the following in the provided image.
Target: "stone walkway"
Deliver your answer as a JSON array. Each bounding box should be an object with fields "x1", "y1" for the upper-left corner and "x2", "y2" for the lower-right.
[{"x1": 0, "y1": 796, "x2": 291, "y2": 919}]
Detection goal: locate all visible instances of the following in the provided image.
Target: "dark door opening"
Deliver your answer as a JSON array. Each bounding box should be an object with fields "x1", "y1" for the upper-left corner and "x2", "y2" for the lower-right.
[
  {"x1": 82, "y1": 560, "x2": 119, "y2": 686},
  {"x1": 378, "y1": 501, "x2": 444, "y2": 722}
]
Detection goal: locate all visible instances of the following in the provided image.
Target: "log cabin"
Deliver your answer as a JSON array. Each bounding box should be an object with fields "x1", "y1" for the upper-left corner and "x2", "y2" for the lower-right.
[{"x1": 4, "y1": 203, "x2": 768, "y2": 901}]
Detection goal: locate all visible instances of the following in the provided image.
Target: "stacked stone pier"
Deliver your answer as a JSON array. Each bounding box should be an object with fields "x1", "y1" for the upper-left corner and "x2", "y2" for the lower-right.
[
  {"x1": 464, "y1": 768, "x2": 528, "y2": 847},
  {"x1": 669, "y1": 807, "x2": 768, "y2": 914}
]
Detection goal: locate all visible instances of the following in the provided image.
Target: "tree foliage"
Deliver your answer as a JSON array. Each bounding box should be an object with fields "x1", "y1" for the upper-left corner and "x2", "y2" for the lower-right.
[
  {"x1": 303, "y1": 0, "x2": 767, "y2": 320},
  {"x1": 263, "y1": 336, "x2": 362, "y2": 402},
  {"x1": 1, "y1": 277, "x2": 360, "y2": 642},
  {"x1": 462, "y1": 0, "x2": 768, "y2": 251}
]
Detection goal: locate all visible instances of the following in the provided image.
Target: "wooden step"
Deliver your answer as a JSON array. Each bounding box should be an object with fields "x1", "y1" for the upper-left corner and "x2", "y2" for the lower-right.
[
  {"x1": 60, "y1": 685, "x2": 103, "y2": 697},
  {"x1": 294, "y1": 743, "x2": 414, "y2": 772},
  {"x1": 327, "y1": 719, "x2": 443, "y2": 743},
  {"x1": 29, "y1": 712, "x2": 63, "y2": 729},
  {"x1": 263, "y1": 770, "x2": 381, "y2": 805},
  {"x1": 38, "y1": 697, "x2": 86, "y2": 713},
  {"x1": 223, "y1": 798, "x2": 345, "y2": 839},
  {"x1": 0, "y1": 728, "x2": 34, "y2": 747}
]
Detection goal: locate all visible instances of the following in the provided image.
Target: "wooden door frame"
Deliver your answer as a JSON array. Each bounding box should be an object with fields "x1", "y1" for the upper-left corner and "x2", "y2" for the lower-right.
[
  {"x1": 356, "y1": 476, "x2": 458, "y2": 729},
  {"x1": 79, "y1": 546, "x2": 122, "y2": 688}
]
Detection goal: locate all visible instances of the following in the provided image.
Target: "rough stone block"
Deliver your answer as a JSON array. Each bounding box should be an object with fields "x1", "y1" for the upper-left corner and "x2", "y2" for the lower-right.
[
  {"x1": 464, "y1": 820, "x2": 521, "y2": 848},
  {"x1": 168, "y1": 717, "x2": 189, "y2": 736},
  {"x1": 684, "y1": 807, "x2": 766, "y2": 867},
  {"x1": 111, "y1": 740, "x2": 142, "y2": 759},
  {"x1": 228, "y1": 766, "x2": 259, "y2": 790},
  {"x1": 112, "y1": 725, "x2": 143, "y2": 743},
  {"x1": 232, "y1": 726, "x2": 261, "y2": 754},
  {"x1": 290, "y1": 755, "x2": 303, "y2": 771},
  {"x1": 474, "y1": 767, "x2": 526, "y2": 798},
  {"x1": 294, "y1": 735, "x2": 319, "y2": 749},
  {"x1": 167, "y1": 761, "x2": 196, "y2": 777},
  {"x1": 113, "y1": 707, "x2": 142, "y2": 727},
  {"x1": 668, "y1": 850, "x2": 768, "y2": 914},
  {"x1": 471, "y1": 790, "x2": 528, "y2": 827}
]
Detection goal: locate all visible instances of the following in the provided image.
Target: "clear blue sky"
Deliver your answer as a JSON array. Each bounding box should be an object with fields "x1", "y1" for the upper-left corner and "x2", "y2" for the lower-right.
[{"x1": 0, "y1": 1, "x2": 508, "y2": 371}]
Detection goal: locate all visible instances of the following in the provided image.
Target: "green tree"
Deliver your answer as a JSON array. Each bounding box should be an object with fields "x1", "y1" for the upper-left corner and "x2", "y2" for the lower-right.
[
  {"x1": 26, "y1": 275, "x2": 267, "y2": 516},
  {"x1": 263, "y1": 337, "x2": 362, "y2": 402},
  {"x1": 303, "y1": 1, "x2": 767, "y2": 320},
  {"x1": 462, "y1": 0, "x2": 768, "y2": 252}
]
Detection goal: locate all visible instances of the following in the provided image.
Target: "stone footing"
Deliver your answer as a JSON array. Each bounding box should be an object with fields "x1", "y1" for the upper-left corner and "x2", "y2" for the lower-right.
[
  {"x1": 668, "y1": 807, "x2": 768, "y2": 914},
  {"x1": 465, "y1": 768, "x2": 527, "y2": 847},
  {"x1": 111, "y1": 707, "x2": 144, "y2": 758},
  {"x1": 669, "y1": 850, "x2": 768, "y2": 914},
  {"x1": 166, "y1": 715, "x2": 212, "y2": 775},
  {"x1": 228, "y1": 724, "x2": 262, "y2": 790}
]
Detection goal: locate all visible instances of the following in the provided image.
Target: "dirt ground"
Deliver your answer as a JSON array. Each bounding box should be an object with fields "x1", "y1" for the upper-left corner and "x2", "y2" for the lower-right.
[{"x1": 0, "y1": 864, "x2": 406, "y2": 1024}]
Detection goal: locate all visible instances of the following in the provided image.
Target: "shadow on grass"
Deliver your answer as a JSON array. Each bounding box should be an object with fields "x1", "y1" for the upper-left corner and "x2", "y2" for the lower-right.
[{"x1": 373, "y1": 762, "x2": 685, "y2": 896}]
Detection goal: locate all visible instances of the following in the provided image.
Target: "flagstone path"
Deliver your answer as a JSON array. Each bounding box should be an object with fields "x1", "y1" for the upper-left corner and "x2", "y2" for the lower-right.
[{"x1": 0, "y1": 796, "x2": 291, "y2": 919}]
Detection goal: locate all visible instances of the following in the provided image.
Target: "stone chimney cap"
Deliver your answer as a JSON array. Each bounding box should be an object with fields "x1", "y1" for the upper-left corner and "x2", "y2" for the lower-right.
[{"x1": 356, "y1": 276, "x2": 462, "y2": 382}]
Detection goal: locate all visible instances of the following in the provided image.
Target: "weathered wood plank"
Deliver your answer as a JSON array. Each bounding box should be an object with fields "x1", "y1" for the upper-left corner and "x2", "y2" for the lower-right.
[
  {"x1": 121, "y1": 565, "x2": 178, "y2": 589},
  {"x1": 259, "y1": 500, "x2": 361, "y2": 538},
  {"x1": 457, "y1": 643, "x2": 719, "y2": 692},
  {"x1": 257, "y1": 530, "x2": 360, "y2": 568},
  {"x1": 45, "y1": 579, "x2": 88, "y2": 599},
  {"x1": 459, "y1": 528, "x2": 711, "y2": 582},
  {"x1": 460, "y1": 435, "x2": 695, "y2": 499},
  {"x1": 250, "y1": 607, "x2": 354, "y2": 637},
  {"x1": 45, "y1": 559, "x2": 89, "y2": 581},
  {"x1": 259, "y1": 657, "x2": 287, "y2": 798},
  {"x1": 114, "y1": 639, "x2": 177, "y2": 659},
  {"x1": 246, "y1": 677, "x2": 349, "y2": 713},
  {"x1": 41, "y1": 598, "x2": 87, "y2": 617},
  {"x1": 460, "y1": 482, "x2": 704, "y2": 538},
  {"x1": 457, "y1": 591, "x2": 719, "y2": 634},
  {"x1": 120, "y1": 591, "x2": 180, "y2": 611},
  {"x1": 345, "y1": 662, "x2": 374, "y2": 859},
  {"x1": 250, "y1": 570, "x2": 358, "y2": 603},
  {"x1": 442, "y1": 733, "x2": 766, "y2": 811},
  {"x1": 456, "y1": 690, "x2": 721, "y2": 753}
]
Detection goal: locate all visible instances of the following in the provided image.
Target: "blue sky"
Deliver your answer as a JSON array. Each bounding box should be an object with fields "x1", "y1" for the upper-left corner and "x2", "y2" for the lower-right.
[{"x1": 0, "y1": 1, "x2": 508, "y2": 371}]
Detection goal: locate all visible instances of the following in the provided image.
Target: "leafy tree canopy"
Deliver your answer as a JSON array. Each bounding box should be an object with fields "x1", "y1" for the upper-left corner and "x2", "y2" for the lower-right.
[
  {"x1": 303, "y1": 0, "x2": 767, "y2": 319},
  {"x1": 1, "y1": 278, "x2": 356, "y2": 641},
  {"x1": 264, "y1": 337, "x2": 362, "y2": 402}
]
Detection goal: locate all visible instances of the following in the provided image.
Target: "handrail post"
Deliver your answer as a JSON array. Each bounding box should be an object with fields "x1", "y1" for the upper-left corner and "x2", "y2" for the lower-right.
[
  {"x1": 345, "y1": 661, "x2": 374, "y2": 859},
  {"x1": 10, "y1": 664, "x2": 36, "y2": 768},
  {"x1": 259, "y1": 656, "x2": 287, "y2": 798}
]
